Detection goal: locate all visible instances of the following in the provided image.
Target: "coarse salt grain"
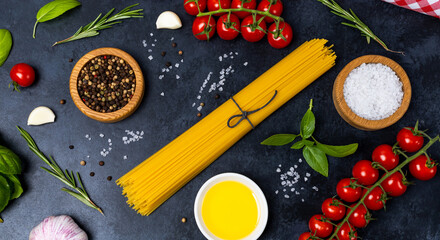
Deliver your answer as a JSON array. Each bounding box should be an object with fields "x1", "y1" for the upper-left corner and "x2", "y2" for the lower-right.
[{"x1": 343, "y1": 63, "x2": 403, "y2": 120}]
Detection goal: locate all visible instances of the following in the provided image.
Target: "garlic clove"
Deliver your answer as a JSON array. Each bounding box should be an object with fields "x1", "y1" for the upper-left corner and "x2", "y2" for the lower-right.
[
  {"x1": 27, "y1": 106, "x2": 56, "y2": 126},
  {"x1": 156, "y1": 11, "x2": 182, "y2": 29},
  {"x1": 29, "y1": 215, "x2": 88, "y2": 240}
]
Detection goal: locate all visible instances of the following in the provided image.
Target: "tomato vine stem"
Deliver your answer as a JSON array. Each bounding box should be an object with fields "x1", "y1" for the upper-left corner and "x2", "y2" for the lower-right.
[
  {"x1": 197, "y1": 7, "x2": 282, "y2": 22},
  {"x1": 327, "y1": 135, "x2": 439, "y2": 239}
]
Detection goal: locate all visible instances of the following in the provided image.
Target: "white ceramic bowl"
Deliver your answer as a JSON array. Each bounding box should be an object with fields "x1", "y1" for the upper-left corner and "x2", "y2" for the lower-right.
[{"x1": 194, "y1": 173, "x2": 269, "y2": 240}]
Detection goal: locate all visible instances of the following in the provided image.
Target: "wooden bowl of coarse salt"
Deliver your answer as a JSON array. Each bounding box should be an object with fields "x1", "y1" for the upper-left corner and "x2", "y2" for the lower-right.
[{"x1": 333, "y1": 55, "x2": 411, "y2": 131}]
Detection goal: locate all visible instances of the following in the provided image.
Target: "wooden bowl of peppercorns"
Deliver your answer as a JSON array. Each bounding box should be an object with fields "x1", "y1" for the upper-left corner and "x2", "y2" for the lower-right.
[{"x1": 70, "y1": 48, "x2": 144, "y2": 123}]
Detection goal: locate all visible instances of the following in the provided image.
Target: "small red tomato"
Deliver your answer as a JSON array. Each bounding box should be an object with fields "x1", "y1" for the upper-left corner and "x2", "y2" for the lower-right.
[
  {"x1": 240, "y1": 15, "x2": 267, "y2": 42},
  {"x1": 217, "y1": 14, "x2": 240, "y2": 40},
  {"x1": 192, "y1": 16, "x2": 216, "y2": 40},
  {"x1": 321, "y1": 198, "x2": 346, "y2": 221},
  {"x1": 380, "y1": 172, "x2": 407, "y2": 197},
  {"x1": 208, "y1": 0, "x2": 231, "y2": 16},
  {"x1": 352, "y1": 160, "x2": 379, "y2": 186},
  {"x1": 308, "y1": 214, "x2": 333, "y2": 238},
  {"x1": 362, "y1": 186, "x2": 386, "y2": 211},
  {"x1": 231, "y1": 0, "x2": 257, "y2": 18},
  {"x1": 298, "y1": 232, "x2": 313, "y2": 240},
  {"x1": 409, "y1": 155, "x2": 437, "y2": 181},
  {"x1": 184, "y1": 0, "x2": 207, "y2": 15},
  {"x1": 334, "y1": 223, "x2": 357, "y2": 240},
  {"x1": 336, "y1": 178, "x2": 362, "y2": 203},
  {"x1": 348, "y1": 204, "x2": 369, "y2": 228},
  {"x1": 397, "y1": 127, "x2": 424, "y2": 152},
  {"x1": 372, "y1": 144, "x2": 399, "y2": 170},
  {"x1": 257, "y1": 0, "x2": 283, "y2": 23},
  {"x1": 10, "y1": 63, "x2": 35, "y2": 91},
  {"x1": 267, "y1": 21, "x2": 292, "y2": 49}
]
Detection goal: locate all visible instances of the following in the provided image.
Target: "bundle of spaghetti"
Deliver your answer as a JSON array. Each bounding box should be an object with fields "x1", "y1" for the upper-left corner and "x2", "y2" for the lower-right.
[{"x1": 117, "y1": 39, "x2": 337, "y2": 216}]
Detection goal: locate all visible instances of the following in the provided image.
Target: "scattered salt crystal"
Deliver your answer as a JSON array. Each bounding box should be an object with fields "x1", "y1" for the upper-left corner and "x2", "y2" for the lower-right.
[
  {"x1": 176, "y1": 75, "x2": 180, "y2": 79},
  {"x1": 298, "y1": 159, "x2": 303, "y2": 163},
  {"x1": 219, "y1": 87, "x2": 223, "y2": 91},
  {"x1": 154, "y1": 39, "x2": 157, "y2": 42},
  {"x1": 276, "y1": 168, "x2": 281, "y2": 172},
  {"x1": 160, "y1": 92, "x2": 165, "y2": 96},
  {"x1": 175, "y1": 63, "x2": 179, "y2": 68},
  {"x1": 283, "y1": 189, "x2": 286, "y2": 192},
  {"x1": 197, "y1": 106, "x2": 202, "y2": 111},
  {"x1": 279, "y1": 164, "x2": 282, "y2": 167},
  {"x1": 108, "y1": 139, "x2": 111, "y2": 143},
  {"x1": 150, "y1": 33, "x2": 154, "y2": 36},
  {"x1": 123, "y1": 155, "x2": 128, "y2": 160},
  {"x1": 243, "y1": 62, "x2": 248, "y2": 66},
  {"x1": 99, "y1": 133, "x2": 104, "y2": 138},
  {"x1": 192, "y1": 103, "x2": 196, "y2": 107},
  {"x1": 161, "y1": 68, "x2": 166, "y2": 73},
  {"x1": 294, "y1": 165, "x2": 298, "y2": 168},
  {"x1": 85, "y1": 134, "x2": 89, "y2": 138},
  {"x1": 170, "y1": 37, "x2": 174, "y2": 41},
  {"x1": 306, "y1": 173, "x2": 311, "y2": 177},
  {"x1": 284, "y1": 194, "x2": 290, "y2": 199},
  {"x1": 295, "y1": 191, "x2": 300, "y2": 195},
  {"x1": 148, "y1": 55, "x2": 153, "y2": 61},
  {"x1": 152, "y1": 43, "x2": 156, "y2": 47},
  {"x1": 312, "y1": 186, "x2": 319, "y2": 191},
  {"x1": 275, "y1": 190, "x2": 279, "y2": 194},
  {"x1": 142, "y1": 40, "x2": 147, "y2": 47},
  {"x1": 122, "y1": 136, "x2": 128, "y2": 141},
  {"x1": 235, "y1": 52, "x2": 238, "y2": 55},
  {"x1": 223, "y1": 54, "x2": 228, "y2": 58},
  {"x1": 304, "y1": 177, "x2": 308, "y2": 182},
  {"x1": 148, "y1": 49, "x2": 152, "y2": 53},
  {"x1": 219, "y1": 56, "x2": 223, "y2": 61},
  {"x1": 159, "y1": 75, "x2": 164, "y2": 80},
  {"x1": 301, "y1": 187, "x2": 304, "y2": 190},
  {"x1": 181, "y1": 59, "x2": 184, "y2": 63},
  {"x1": 301, "y1": 199, "x2": 305, "y2": 202},
  {"x1": 197, "y1": 95, "x2": 201, "y2": 100}
]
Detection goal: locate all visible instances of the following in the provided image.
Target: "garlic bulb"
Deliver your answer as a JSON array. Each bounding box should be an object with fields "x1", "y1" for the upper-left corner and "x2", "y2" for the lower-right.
[{"x1": 29, "y1": 215, "x2": 88, "y2": 240}]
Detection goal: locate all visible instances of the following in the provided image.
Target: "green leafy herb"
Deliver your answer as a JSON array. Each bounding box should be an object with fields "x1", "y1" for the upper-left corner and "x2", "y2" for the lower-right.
[
  {"x1": 261, "y1": 99, "x2": 358, "y2": 177},
  {"x1": 33, "y1": 0, "x2": 81, "y2": 38},
  {"x1": 317, "y1": 0, "x2": 402, "y2": 54},
  {"x1": 0, "y1": 174, "x2": 11, "y2": 223},
  {"x1": 3, "y1": 174, "x2": 23, "y2": 200},
  {"x1": 0, "y1": 145, "x2": 22, "y2": 175},
  {"x1": 0, "y1": 29, "x2": 12, "y2": 67},
  {"x1": 17, "y1": 126, "x2": 103, "y2": 215},
  {"x1": 53, "y1": 3, "x2": 143, "y2": 46}
]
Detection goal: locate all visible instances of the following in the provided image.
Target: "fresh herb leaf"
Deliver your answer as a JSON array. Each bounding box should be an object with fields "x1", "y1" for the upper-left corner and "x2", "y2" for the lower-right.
[
  {"x1": 303, "y1": 146, "x2": 328, "y2": 177},
  {"x1": 316, "y1": 142, "x2": 358, "y2": 158},
  {"x1": 300, "y1": 99, "x2": 315, "y2": 139},
  {"x1": 0, "y1": 174, "x2": 11, "y2": 214},
  {"x1": 291, "y1": 140, "x2": 305, "y2": 149},
  {"x1": 303, "y1": 139, "x2": 315, "y2": 147},
  {"x1": 4, "y1": 175, "x2": 22, "y2": 200},
  {"x1": 0, "y1": 29, "x2": 12, "y2": 67},
  {"x1": 33, "y1": 0, "x2": 81, "y2": 38},
  {"x1": 261, "y1": 134, "x2": 297, "y2": 146},
  {"x1": 0, "y1": 146, "x2": 22, "y2": 175}
]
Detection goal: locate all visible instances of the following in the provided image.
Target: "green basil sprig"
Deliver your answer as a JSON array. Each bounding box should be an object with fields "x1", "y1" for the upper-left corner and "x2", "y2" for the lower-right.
[
  {"x1": 0, "y1": 29, "x2": 12, "y2": 67},
  {"x1": 261, "y1": 99, "x2": 358, "y2": 177},
  {"x1": 33, "y1": 0, "x2": 81, "y2": 38},
  {"x1": 0, "y1": 146, "x2": 21, "y2": 175}
]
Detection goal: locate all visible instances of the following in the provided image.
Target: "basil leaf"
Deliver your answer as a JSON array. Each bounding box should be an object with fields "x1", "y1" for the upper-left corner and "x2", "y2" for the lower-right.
[
  {"x1": 291, "y1": 140, "x2": 305, "y2": 149},
  {"x1": 303, "y1": 146, "x2": 328, "y2": 177},
  {"x1": 303, "y1": 139, "x2": 314, "y2": 147},
  {"x1": 0, "y1": 29, "x2": 12, "y2": 67},
  {"x1": 3, "y1": 174, "x2": 22, "y2": 200},
  {"x1": 261, "y1": 134, "x2": 297, "y2": 146},
  {"x1": 316, "y1": 142, "x2": 358, "y2": 158},
  {"x1": 33, "y1": 0, "x2": 81, "y2": 38},
  {"x1": 0, "y1": 174, "x2": 11, "y2": 213},
  {"x1": 300, "y1": 99, "x2": 315, "y2": 139},
  {"x1": 0, "y1": 146, "x2": 21, "y2": 175}
]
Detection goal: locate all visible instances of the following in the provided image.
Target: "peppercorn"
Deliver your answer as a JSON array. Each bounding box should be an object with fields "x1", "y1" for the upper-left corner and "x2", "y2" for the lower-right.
[
  {"x1": 200, "y1": 102, "x2": 205, "y2": 107},
  {"x1": 215, "y1": 94, "x2": 220, "y2": 99},
  {"x1": 69, "y1": 58, "x2": 73, "y2": 62},
  {"x1": 197, "y1": 113, "x2": 202, "y2": 117},
  {"x1": 161, "y1": 51, "x2": 166, "y2": 56},
  {"x1": 99, "y1": 161, "x2": 105, "y2": 166},
  {"x1": 80, "y1": 160, "x2": 86, "y2": 166},
  {"x1": 165, "y1": 62, "x2": 171, "y2": 67},
  {"x1": 107, "y1": 176, "x2": 113, "y2": 181},
  {"x1": 60, "y1": 99, "x2": 66, "y2": 104},
  {"x1": 69, "y1": 145, "x2": 74, "y2": 149},
  {"x1": 181, "y1": 217, "x2": 187, "y2": 223},
  {"x1": 172, "y1": 42, "x2": 177, "y2": 47},
  {"x1": 90, "y1": 172, "x2": 95, "y2": 177},
  {"x1": 178, "y1": 50, "x2": 183, "y2": 56}
]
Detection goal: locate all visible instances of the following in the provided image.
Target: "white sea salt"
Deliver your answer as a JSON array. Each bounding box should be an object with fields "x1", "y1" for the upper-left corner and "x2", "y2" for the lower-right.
[
  {"x1": 123, "y1": 130, "x2": 144, "y2": 144},
  {"x1": 160, "y1": 92, "x2": 165, "y2": 96},
  {"x1": 243, "y1": 62, "x2": 248, "y2": 66},
  {"x1": 148, "y1": 55, "x2": 153, "y2": 61},
  {"x1": 123, "y1": 155, "x2": 128, "y2": 160},
  {"x1": 343, "y1": 63, "x2": 403, "y2": 120},
  {"x1": 99, "y1": 133, "x2": 104, "y2": 138},
  {"x1": 176, "y1": 75, "x2": 180, "y2": 79}
]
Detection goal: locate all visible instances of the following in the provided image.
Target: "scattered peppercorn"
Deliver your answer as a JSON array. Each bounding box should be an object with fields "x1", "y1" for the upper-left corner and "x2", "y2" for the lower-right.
[
  {"x1": 69, "y1": 145, "x2": 74, "y2": 149},
  {"x1": 165, "y1": 62, "x2": 171, "y2": 67},
  {"x1": 200, "y1": 102, "x2": 205, "y2": 107},
  {"x1": 215, "y1": 94, "x2": 220, "y2": 99},
  {"x1": 197, "y1": 113, "x2": 202, "y2": 117},
  {"x1": 60, "y1": 99, "x2": 66, "y2": 104},
  {"x1": 178, "y1": 50, "x2": 183, "y2": 56},
  {"x1": 172, "y1": 42, "x2": 177, "y2": 48},
  {"x1": 99, "y1": 161, "x2": 105, "y2": 166},
  {"x1": 69, "y1": 58, "x2": 73, "y2": 62},
  {"x1": 90, "y1": 172, "x2": 95, "y2": 177},
  {"x1": 107, "y1": 176, "x2": 113, "y2": 181},
  {"x1": 161, "y1": 51, "x2": 166, "y2": 56},
  {"x1": 181, "y1": 217, "x2": 187, "y2": 223},
  {"x1": 80, "y1": 160, "x2": 86, "y2": 166}
]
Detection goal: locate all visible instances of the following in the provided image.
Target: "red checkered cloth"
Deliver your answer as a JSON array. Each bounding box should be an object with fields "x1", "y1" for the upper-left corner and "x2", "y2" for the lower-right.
[{"x1": 383, "y1": 0, "x2": 440, "y2": 18}]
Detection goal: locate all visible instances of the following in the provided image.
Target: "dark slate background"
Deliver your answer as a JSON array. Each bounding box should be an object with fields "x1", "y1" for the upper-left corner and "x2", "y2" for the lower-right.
[{"x1": 1, "y1": 0, "x2": 439, "y2": 239}]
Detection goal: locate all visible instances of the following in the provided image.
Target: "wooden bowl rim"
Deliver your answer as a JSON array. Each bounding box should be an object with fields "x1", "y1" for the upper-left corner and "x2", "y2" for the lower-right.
[
  {"x1": 70, "y1": 47, "x2": 144, "y2": 123},
  {"x1": 333, "y1": 55, "x2": 412, "y2": 131}
]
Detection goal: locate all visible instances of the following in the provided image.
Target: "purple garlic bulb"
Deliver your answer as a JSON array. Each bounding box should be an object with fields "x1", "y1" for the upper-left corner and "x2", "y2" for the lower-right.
[{"x1": 29, "y1": 215, "x2": 88, "y2": 240}]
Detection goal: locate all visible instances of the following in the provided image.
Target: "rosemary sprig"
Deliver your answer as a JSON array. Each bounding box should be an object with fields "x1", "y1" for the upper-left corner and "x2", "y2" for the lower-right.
[
  {"x1": 317, "y1": 0, "x2": 403, "y2": 55},
  {"x1": 17, "y1": 126, "x2": 103, "y2": 215},
  {"x1": 53, "y1": 3, "x2": 143, "y2": 46}
]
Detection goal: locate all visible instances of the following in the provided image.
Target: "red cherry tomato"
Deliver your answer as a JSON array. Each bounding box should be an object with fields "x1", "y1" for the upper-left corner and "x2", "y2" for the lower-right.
[
  {"x1": 333, "y1": 223, "x2": 357, "y2": 240},
  {"x1": 208, "y1": 0, "x2": 231, "y2": 16},
  {"x1": 267, "y1": 21, "x2": 292, "y2": 49},
  {"x1": 372, "y1": 144, "x2": 399, "y2": 170},
  {"x1": 192, "y1": 16, "x2": 216, "y2": 40},
  {"x1": 240, "y1": 15, "x2": 266, "y2": 42},
  {"x1": 336, "y1": 178, "x2": 362, "y2": 203},
  {"x1": 409, "y1": 155, "x2": 437, "y2": 181},
  {"x1": 397, "y1": 127, "x2": 424, "y2": 152},
  {"x1": 298, "y1": 232, "x2": 313, "y2": 240},
  {"x1": 380, "y1": 172, "x2": 407, "y2": 197},
  {"x1": 362, "y1": 186, "x2": 386, "y2": 211},
  {"x1": 348, "y1": 204, "x2": 369, "y2": 228},
  {"x1": 321, "y1": 198, "x2": 346, "y2": 221},
  {"x1": 184, "y1": 0, "x2": 207, "y2": 15},
  {"x1": 352, "y1": 160, "x2": 379, "y2": 186},
  {"x1": 217, "y1": 14, "x2": 240, "y2": 40},
  {"x1": 308, "y1": 214, "x2": 333, "y2": 238},
  {"x1": 257, "y1": 0, "x2": 283, "y2": 23},
  {"x1": 10, "y1": 63, "x2": 35, "y2": 91},
  {"x1": 231, "y1": 0, "x2": 257, "y2": 18}
]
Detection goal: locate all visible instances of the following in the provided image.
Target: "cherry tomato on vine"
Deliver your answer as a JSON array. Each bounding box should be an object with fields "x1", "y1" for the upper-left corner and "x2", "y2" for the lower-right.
[
  {"x1": 267, "y1": 21, "x2": 292, "y2": 49},
  {"x1": 9, "y1": 63, "x2": 35, "y2": 92},
  {"x1": 333, "y1": 222, "x2": 357, "y2": 240},
  {"x1": 184, "y1": 0, "x2": 207, "y2": 15},
  {"x1": 192, "y1": 16, "x2": 216, "y2": 40},
  {"x1": 231, "y1": 0, "x2": 257, "y2": 18},
  {"x1": 362, "y1": 186, "x2": 386, "y2": 211},
  {"x1": 240, "y1": 15, "x2": 266, "y2": 42},
  {"x1": 308, "y1": 214, "x2": 333, "y2": 238},
  {"x1": 217, "y1": 14, "x2": 240, "y2": 40},
  {"x1": 409, "y1": 155, "x2": 437, "y2": 181},
  {"x1": 208, "y1": 0, "x2": 231, "y2": 16},
  {"x1": 348, "y1": 204, "x2": 369, "y2": 228},
  {"x1": 380, "y1": 172, "x2": 407, "y2": 197},
  {"x1": 257, "y1": 0, "x2": 283, "y2": 23},
  {"x1": 397, "y1": 127, "x2": 424, "y2": 152},
  {"x1": 372, "y1": 144, "x2": 399, "y2": 170},
  {"x1": 298, "y1": 232, "x2": 313, "y2": 240},
  {"x1": 321, "y1": 198, "x2": 346, "y2": 221},
  {"x1": 352, "y1": 160, "x2": 379, "y2": 186},
  {"x1": 336, "y1": 178, "x2": 362, "y2": 203}
]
